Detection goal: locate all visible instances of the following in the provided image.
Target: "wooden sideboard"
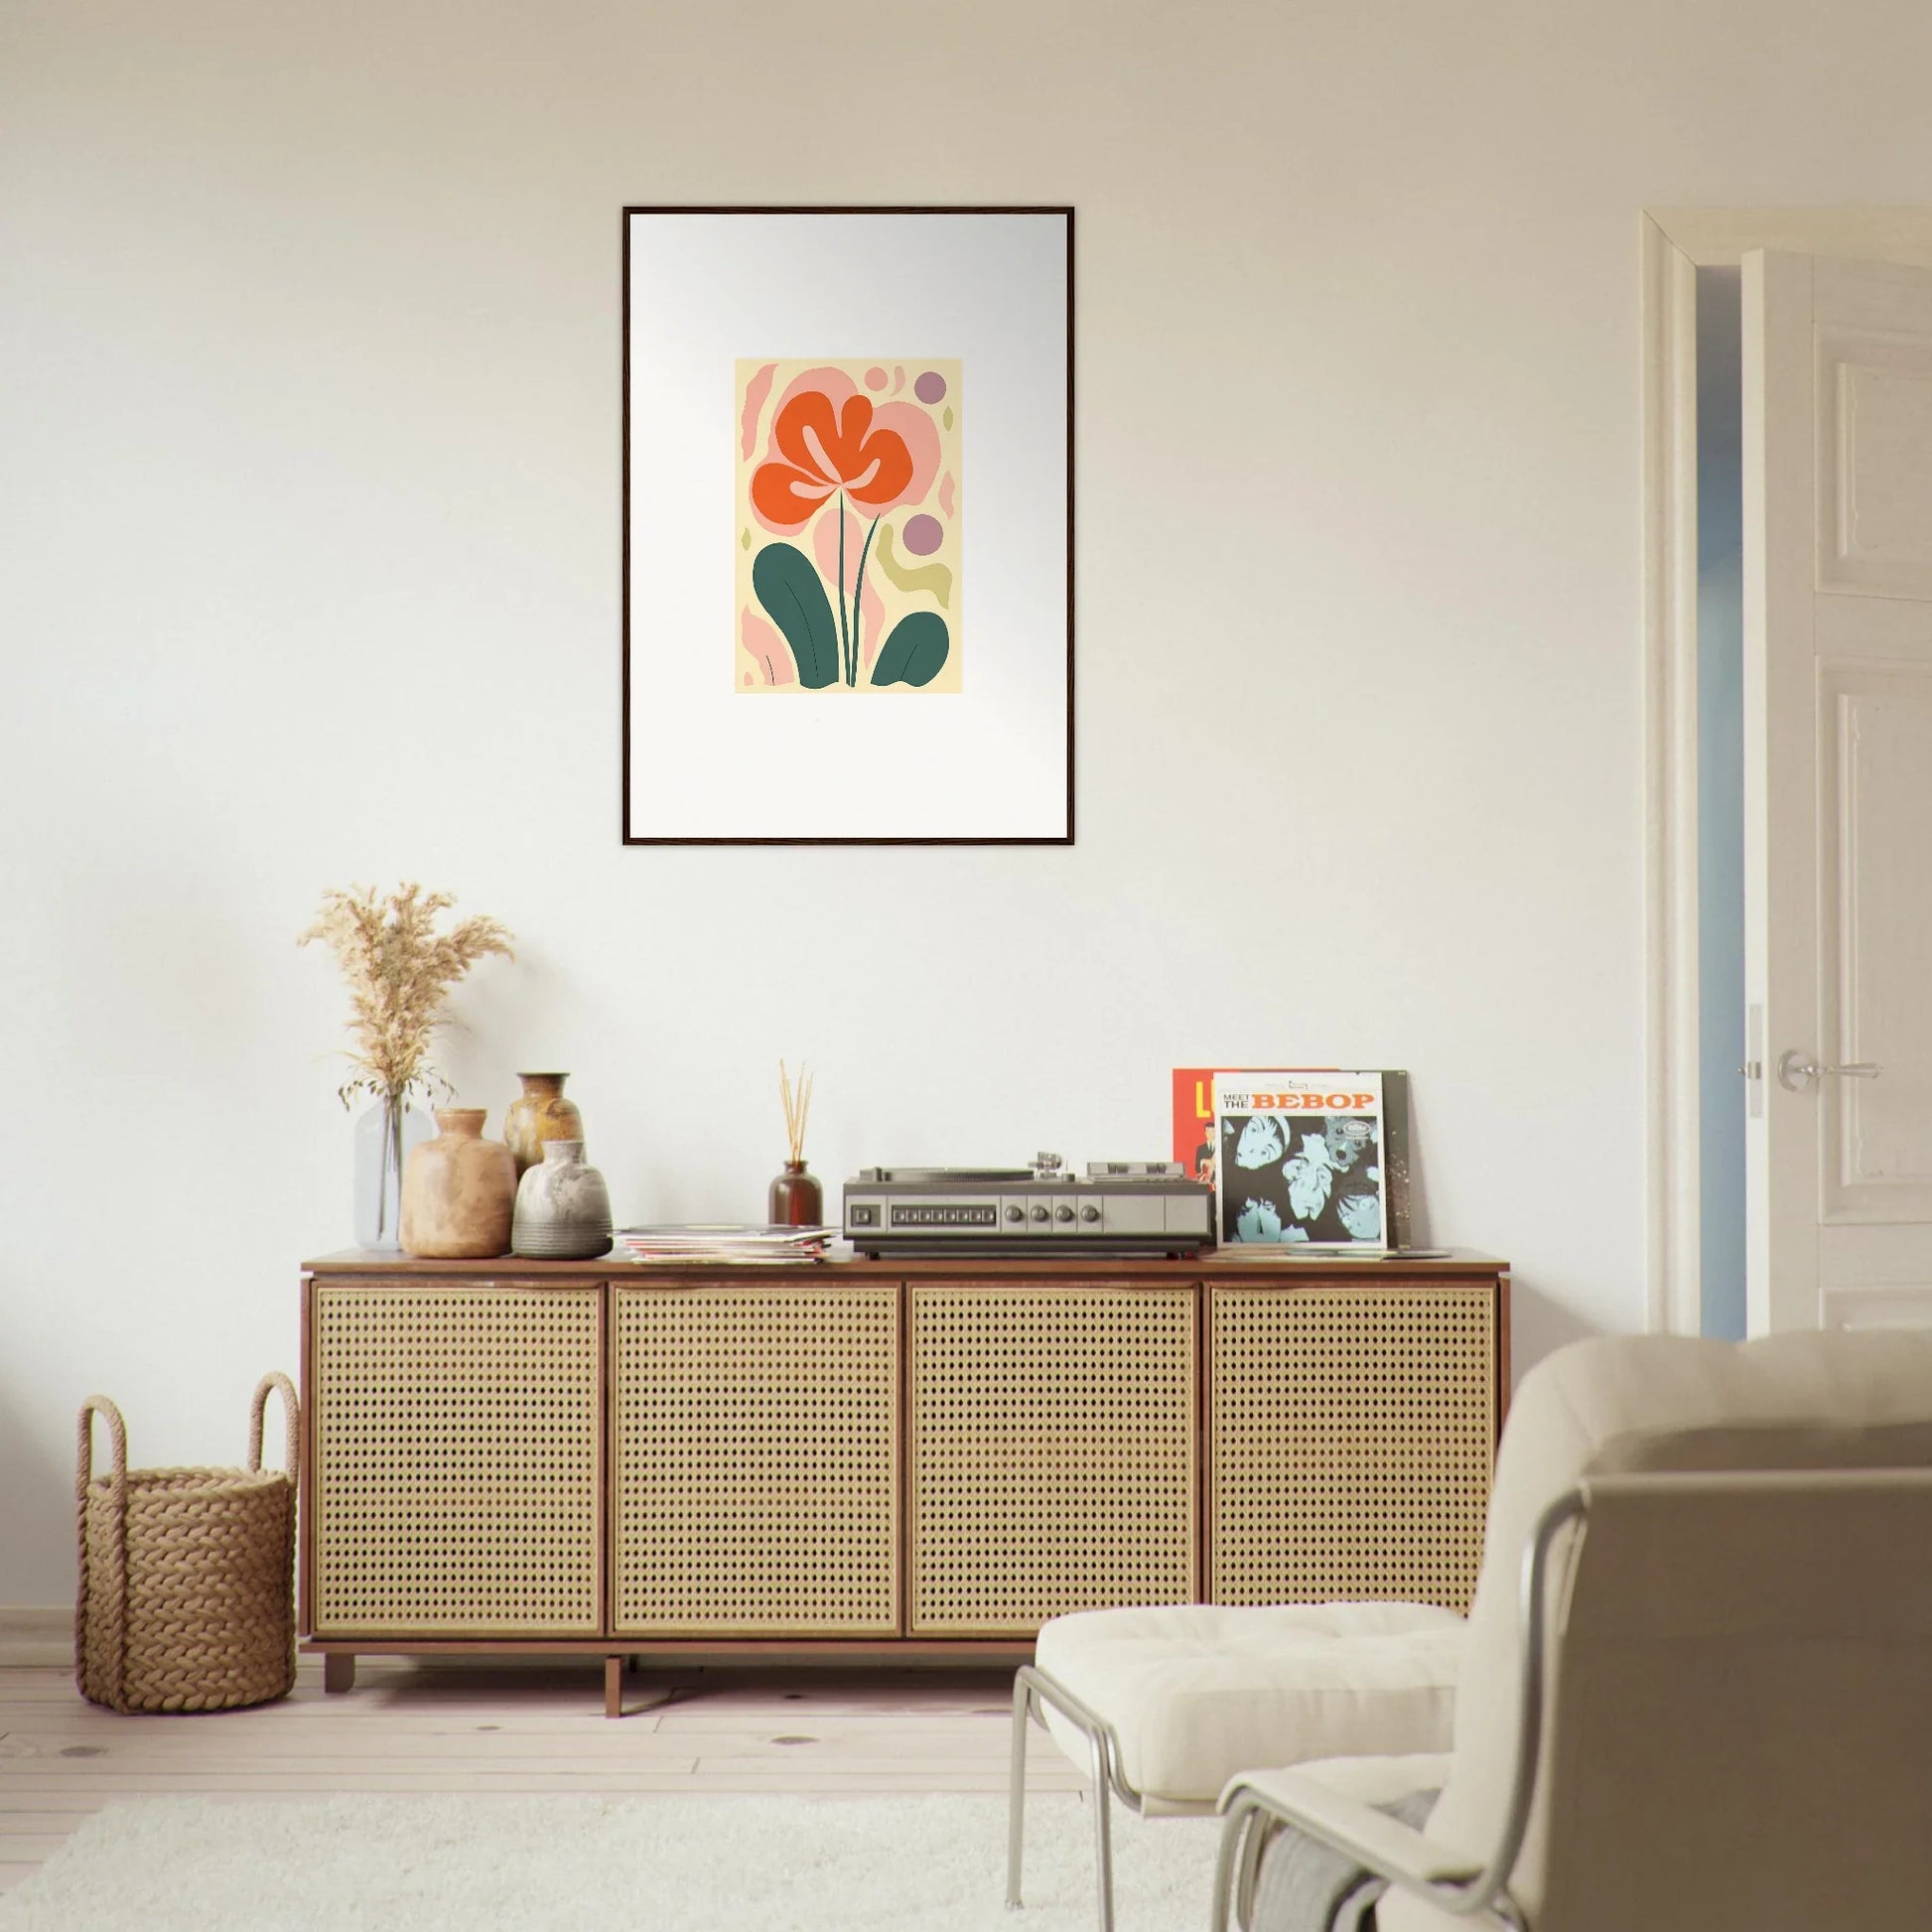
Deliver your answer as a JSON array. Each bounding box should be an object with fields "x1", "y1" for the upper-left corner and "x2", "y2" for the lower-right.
[{"x1": 299, "y1": 1251, "x2": 1509, "y2": 1714}]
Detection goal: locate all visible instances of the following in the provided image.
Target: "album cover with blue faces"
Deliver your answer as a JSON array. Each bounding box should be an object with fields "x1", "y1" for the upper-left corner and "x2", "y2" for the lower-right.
[{"x1": 1213, "y1": 1071, "x2": 1407, "y2": 1248}]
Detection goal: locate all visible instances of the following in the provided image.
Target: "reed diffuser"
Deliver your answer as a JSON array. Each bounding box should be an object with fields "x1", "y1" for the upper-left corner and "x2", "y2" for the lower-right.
[{"x1": 768, "y1": 1059, "x2": 823, "y2": 1227}]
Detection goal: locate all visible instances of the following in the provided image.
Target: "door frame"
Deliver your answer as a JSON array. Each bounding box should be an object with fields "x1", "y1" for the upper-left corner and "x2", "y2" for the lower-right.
[{"x1": 1640, "y1": 208, "x2": 1932, "y2": 1335}]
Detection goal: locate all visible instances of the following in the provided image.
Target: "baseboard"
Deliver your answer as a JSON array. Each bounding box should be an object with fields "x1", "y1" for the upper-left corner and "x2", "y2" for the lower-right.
[{"x1": 0, "y1": 1606, "x2": 71, "y2": 1668}]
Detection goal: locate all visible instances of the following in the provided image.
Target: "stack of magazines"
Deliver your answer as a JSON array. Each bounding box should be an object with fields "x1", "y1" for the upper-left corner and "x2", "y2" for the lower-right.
[{"x1": 613, "y1": 1224, "x2": 837, "y2": 1265}]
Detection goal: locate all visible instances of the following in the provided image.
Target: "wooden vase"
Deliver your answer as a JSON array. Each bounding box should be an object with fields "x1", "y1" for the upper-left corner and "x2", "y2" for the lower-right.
[
  {"x1": 503, "y1": 1072, "x2": 586, "y2": 1177},
  {"x1": 400, "y1": 1109, "x2": 516, "y2": 1258}
]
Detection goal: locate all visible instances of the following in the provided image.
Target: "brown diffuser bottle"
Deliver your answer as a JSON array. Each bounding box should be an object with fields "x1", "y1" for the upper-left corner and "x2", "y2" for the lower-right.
[{"x1": 769, "y1": 1060, "x2": 824, "y2": 1226}]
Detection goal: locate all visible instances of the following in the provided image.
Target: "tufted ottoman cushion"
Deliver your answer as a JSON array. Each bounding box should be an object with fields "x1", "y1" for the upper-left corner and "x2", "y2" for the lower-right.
[{"x1": 1033, "y1": 1601, "x2": 1466, "y2": 1814}]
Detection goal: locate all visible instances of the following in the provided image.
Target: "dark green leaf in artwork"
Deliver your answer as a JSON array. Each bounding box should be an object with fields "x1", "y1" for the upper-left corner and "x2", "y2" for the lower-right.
[
  {"x1": 753, "y1": 543, "x2": 840, "y2": 689},
  {"x1": 870, "y1": 612, "x2": 950, "y2": 688}
]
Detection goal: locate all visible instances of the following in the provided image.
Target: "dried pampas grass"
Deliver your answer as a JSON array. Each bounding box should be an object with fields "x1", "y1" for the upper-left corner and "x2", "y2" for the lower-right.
[{"x1": 299, "y1": 883, "x2": 514, "y2": 1109}]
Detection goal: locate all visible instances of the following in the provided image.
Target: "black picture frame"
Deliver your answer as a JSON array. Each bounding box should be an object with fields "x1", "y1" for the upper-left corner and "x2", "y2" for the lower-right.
[{"x1": 621, "y1": 205, "x2": 1074, "y2": 846}]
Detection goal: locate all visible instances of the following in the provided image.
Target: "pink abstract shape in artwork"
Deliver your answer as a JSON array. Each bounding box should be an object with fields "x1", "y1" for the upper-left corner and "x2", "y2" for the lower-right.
[
  {"x1": 740, "y1": 362, "x2": 776, "y2": 462},
  {"x1": 864, "y1": 400, "x2": 941, "y2": 515},
  {"x1": 772, "y1": 364, "x2": 860, "y2": 423},
  {"x1": 938, "y1": 471, "x2": 955, "y2": 519},
  {"x1": 865, "y1": 365, "x2": 888, "y2": 390},
  {"x1": 741, "y1": 608, "x2": 795, "y2": 686},
  {"x1": 861, "y1": 576, "x2": 887, "y2": 664},
  {"x1": 891, "y1": 365, "x2": 904, "y2": 395}
]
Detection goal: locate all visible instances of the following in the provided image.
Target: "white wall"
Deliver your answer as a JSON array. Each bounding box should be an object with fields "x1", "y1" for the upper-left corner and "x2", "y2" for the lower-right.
[{"x1": 6, "y1": 0, "x2": 1931, "y2": 1603}]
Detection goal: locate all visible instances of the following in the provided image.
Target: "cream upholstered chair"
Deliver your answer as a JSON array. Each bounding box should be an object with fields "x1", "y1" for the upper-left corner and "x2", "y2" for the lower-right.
[
  {"x1": 1008, "y1": 1600, "x2": 1466, "y2": 1929},
  {"x1": 1213, "y1": 1328, "x2": 1932, "y2": 1932}
]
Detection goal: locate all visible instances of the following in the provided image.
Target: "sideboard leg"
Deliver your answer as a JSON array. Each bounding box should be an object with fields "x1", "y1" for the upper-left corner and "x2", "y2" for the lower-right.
[
  {"x1": 605, "y1": 1654, "x2": 622, "y2": 1719},
  {"x1": 323, "y1": 1653, "x2": 356, "y2": 1695}
]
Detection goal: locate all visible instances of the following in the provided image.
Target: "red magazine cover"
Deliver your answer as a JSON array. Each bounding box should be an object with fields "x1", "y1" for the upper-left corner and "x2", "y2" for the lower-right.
[{"x1": 1172, "y1": 1068, "x2": 1218, "y2": 1184}]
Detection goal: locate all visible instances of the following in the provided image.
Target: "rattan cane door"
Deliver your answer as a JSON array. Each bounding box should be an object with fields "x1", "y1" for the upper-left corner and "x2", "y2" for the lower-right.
[
  {"x1": 611, "y1": 1283, "x2": 900, "y2": 1635},
  {"x1": 908, "y1": 1282, "x2": 1197, "y2": 1635},
  {"x1": 311, "y1": 1282, "x2": 603, "y2": 1636},
  {"x1": 1208, "y1": 1284, "x2": 1496, "y2": 1612}
]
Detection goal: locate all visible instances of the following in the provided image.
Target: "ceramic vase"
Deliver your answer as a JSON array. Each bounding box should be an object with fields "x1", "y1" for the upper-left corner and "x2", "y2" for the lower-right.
[
  {"x1": 503, "y1": 1072, "x2": 585, "y2": 1176},
  {"x1": 511, "y1": 1140, "x2": 615, "y2": 1260},
  {"x1": 767, "y1": 1160, "x2": 824, "y2": 1227},
  {"x1": 351, "y1": 1096, "x2": 434, "y2": 1250},
  {"x1": 400, "y1": 1109, "x2": 516, "y2": 1258}
]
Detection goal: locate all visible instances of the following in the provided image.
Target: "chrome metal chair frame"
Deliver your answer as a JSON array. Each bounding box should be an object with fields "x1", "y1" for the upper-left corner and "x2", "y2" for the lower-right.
[
  {"x1": 1209, "y1": 1490, "x2": 1587, "y2": 1932},
  {"x1": 1007, "y1": 1661, "x2": 1181, "y2": 1932}
]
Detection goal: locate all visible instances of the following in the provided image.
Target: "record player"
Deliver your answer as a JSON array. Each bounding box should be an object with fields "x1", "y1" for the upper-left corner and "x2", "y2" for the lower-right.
[{"x1": 843, "y1": 1154, "x2": 1212, "y2": 1258}]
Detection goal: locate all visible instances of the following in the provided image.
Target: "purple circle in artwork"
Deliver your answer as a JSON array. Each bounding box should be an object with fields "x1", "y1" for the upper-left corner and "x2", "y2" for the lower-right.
[
  {"x1": 865, "y1": 365, "x2": 888, "y2": 391},
  {"x1": 901, "y1": 513, "x2": 944, "y2": 557},
  {"x1": 914, "y1": 370, "x2": 947, "y2": 404}
]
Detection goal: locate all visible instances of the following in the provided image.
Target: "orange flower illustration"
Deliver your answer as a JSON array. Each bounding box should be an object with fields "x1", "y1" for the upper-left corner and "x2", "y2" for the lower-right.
[
  {"x1": 739, "y1": 360, "x2": 954, "y2": 692},
  {"x1": 750, "y1": 369, "x2": 939, "y2": 533}
]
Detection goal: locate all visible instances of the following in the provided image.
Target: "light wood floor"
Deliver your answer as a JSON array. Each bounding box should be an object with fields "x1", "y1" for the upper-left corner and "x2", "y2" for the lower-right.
[{"x1": 0, "y1": 1658, "x2": 1085, "y2": 1892}]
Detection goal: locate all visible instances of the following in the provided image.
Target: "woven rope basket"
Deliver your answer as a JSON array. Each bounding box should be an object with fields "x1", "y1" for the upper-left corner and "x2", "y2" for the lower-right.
[{"x1": 75, "y1": 1373, "x2": 299, "y2": 1714}]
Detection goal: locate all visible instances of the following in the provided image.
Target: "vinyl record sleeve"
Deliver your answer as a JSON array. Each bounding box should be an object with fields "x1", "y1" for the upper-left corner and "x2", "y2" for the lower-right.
[{"x1": 1173, "y1": 1067, "x2": 1412, "y2": 1249}]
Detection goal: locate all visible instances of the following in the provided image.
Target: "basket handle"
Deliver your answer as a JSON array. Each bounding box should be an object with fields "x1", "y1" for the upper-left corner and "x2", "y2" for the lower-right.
[
  {"x1": 74, "y1": 1395, "x2": 131, "y2": 1708},
  {"x1": 76, "y1": 1395, "x2": 128, "y2": 1503},
  {"x1": 248, "y1": 1371, "x2": 300, "y2": 1476}
]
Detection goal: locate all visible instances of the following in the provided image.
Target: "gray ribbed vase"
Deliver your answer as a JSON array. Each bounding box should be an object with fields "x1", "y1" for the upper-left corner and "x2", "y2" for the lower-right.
[{"x1": 510, "y1": 1141, "x2": 614, "y2": 1260}]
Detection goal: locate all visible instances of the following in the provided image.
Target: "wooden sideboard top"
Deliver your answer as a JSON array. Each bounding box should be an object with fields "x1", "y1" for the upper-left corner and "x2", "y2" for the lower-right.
[{"x1": 305, "y1": 1247, "x2": 1507, "y2": 1282}]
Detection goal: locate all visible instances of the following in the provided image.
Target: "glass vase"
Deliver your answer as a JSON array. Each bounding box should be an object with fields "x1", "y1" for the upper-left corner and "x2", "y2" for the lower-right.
[
  {"x1": 767, "y1": 1160, "x2": 824, "y2": 1227},
  {"x1": 352, "y1": 1095, "x2": 432, "y2": 1250}
]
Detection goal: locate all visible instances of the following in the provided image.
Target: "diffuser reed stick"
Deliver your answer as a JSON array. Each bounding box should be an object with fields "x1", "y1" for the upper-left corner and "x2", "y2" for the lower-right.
[{"x1": 778, "y1": 1059, "x2": 813, "y2": 1163}]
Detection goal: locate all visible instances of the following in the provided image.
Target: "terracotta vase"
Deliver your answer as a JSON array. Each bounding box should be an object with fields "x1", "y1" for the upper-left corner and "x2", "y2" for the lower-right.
[
  {"x1": 512, "y1": 1141, "x2": 615, "y2": 1260},
  {"x1": 400, "y1": 1109, "x2": 515, "y2": 1258},
  {"x1": 503, "y1": 1072, "x2": 585, "y2": 1176}
]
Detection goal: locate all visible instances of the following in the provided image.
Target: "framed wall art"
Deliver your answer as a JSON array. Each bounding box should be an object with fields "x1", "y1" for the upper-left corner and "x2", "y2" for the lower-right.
[{"x1": 621, "y1": 206, "x2": 1073, "y2": 844}]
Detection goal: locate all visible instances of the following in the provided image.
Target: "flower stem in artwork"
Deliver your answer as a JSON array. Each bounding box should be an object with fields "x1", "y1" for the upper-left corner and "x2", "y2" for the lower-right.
[
  {"x1": 836, "y1": 492, "x2": 850, "y2": 684},
  {"x1": 851, "y1": 515, "x2": 881, "y2": 684}
]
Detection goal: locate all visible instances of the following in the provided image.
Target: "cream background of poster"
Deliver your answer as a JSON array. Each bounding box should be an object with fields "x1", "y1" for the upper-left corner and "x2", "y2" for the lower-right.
[
  {"x1": 734, "y1": 356, "x2": 964, "y2": 695},
  {"x1": 628, "y1": 213, "x2": 1065, "y2": 836}
]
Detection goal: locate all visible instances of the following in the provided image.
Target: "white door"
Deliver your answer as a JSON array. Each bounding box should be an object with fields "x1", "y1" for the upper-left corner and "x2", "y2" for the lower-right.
[{"x1": 1744, "y1": 249, "x2": 1932, "y2": 1331}]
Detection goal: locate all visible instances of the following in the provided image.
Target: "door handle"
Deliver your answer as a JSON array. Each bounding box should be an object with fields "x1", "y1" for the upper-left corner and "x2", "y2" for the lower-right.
[{"x1": 1777, "y1": 1049, "x2": 1882, "y2": 1092}]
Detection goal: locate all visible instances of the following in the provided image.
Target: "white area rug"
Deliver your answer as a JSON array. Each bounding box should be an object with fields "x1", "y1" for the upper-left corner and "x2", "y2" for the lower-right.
[{"x1": 0, "y1": 1793, "x2": 1222, "y2": 1930}]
